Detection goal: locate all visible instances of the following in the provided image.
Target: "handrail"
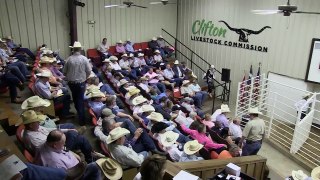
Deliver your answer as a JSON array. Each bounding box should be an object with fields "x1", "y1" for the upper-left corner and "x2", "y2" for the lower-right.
[{"x1": 161, "y1": 28, "x2": 222, "y2": 75}]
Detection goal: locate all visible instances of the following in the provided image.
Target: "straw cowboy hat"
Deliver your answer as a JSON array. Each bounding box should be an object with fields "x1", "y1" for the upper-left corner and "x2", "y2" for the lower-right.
[
  {"x1": 119, "y1": 79, "x2": 129, "y2": 86},
  {"x1": 109, "y1": 56, "x2": 118, "y2": 61},
  {"x1": 211, "y1": 65, "x2": 215, "y2": 69},
  {"x1": 69, "y1": 41, "x2": 83, "y2": 48},
  {"x1": 36, "y1": 71, "x2": 51, "y2": 78},
  {"x1": 121, "y1": 53, "x2": 128, "y2": 57},
  {"x1": 87, "y1": 91, "x2": 105, "y2": 98},
  {"x1": 312, "y1": 166, "x2": 320, "y2": 180},
  {"x1": 182, "y1": 80, "x2": 190, "y2": 86},
  {"x1": 147, "y1": 112, "x2": 164, "y2": 122},
  {"x1": 158, "y1": 35, "x2": 163, "y2": 39},
  {"x1": 291, "y1": 170, "x2": 308, "y2": 180},
  {"x1": 152, "y1": 37, "x2": 157, "y2": 41},
  {"x1": 126, "y1": 87, "x2": 140, "y2": 98},
  {"x1": 129, "y1": 53, "x2": 134, "y2": 58},
  {"x1": 106, "y1": 127, "x2": 130, "y2": 144},
  {"x1": 220, "y1": 104, "x2": 230, "y2": 113},
  {"x1": 102, "y1": 58, "x2": 111, "y2": 63},
  {"x1": 39, "y1": 56, "x2": 54, "y2": 64},
  {"x1": 160, "y1": 131, "x2": 179, "y2": 147},
  {"x1": 21, "y1": 96, "x2": 51, "y2": 110},
  {"x1": 138, "y1": 53, "x2": 144, "y2": 57},
  {"x1": 138, "y1": 104, "x2": 155, "y2": 113},
  {"x1": 174, "y1": 60, "x2": 179, "y2": 65},
  {"x1": 248, "y1": 107, "x2": 263, "y2": 115},
  {"x1": 154, "y1": 50, "x2": 160, "y2": 54},
  {"x1": 184, "y1": 140, "x2": 204, "y2": 155},
  {"x1": 85, "y1": 85, "x2": 100, "y2": 96},
  {"x1": 96, "y1": 158, "x2": 123, "y2": 180},
  {"x1": 19, "y1": 110, "x2": 47, "y2": 125},
  {"x1": 117, "y1": 40, "x2": 123, "y2": 44},
  {"x1": 132, "y1": 96, "x2": 147, "y2": 106}
]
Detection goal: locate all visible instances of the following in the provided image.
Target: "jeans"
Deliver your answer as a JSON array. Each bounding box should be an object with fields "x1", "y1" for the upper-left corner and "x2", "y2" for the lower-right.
[
  {"x1": 192, "y1": 91, "x2": 207, "y2": 108},
  {"x1": 82, "y1": 163, "x2": 101, "y2": 180},
  {"x1": 53, "y1": 94, "x2": 71, "y2": 116},
  {"x1": 21, "y1": 163, "x2": 66, "y2": 180},
  {"x1": 116, "y1": 117, "x2": 137, "y2": 135},
  {"x1": 169, "y1": 78, "x2": 182, "y2": 87},
  {"x1": 151, "y1": 82, "x2": 166, "y2": 93},
  {"x1": 7, "y1": 64, "x2": 26, "y2": 82},
  {"x1": 177, "y1": 134, "x2": 191, "y2": 145},
  {"x1": 65, "y1": 130, "x2": 93, "y2": 163},
  {"x1": 14, "y1": 54, "x2": 28, "y2": 62},
  {"x1": 3, "y1": 72, "x2": 20, "y2": 101},
  {"x1": 131, "y1": 129, "x2": 156, "y2": 153},
  {"x1": 17, "y1": 47, "x2": 35, "y2": 60},
  {"x1": 100, "y1": 84, "x2": 115, "y2": 95},
  {"x1": 242, "y1": 141, "x2": 262, "y2": 156},
  {"x1": 57, "y1": 123, "x2": 75, "y2": 129},
  {"x1": 68, "y1": 82, "x2": 86, "y2": 125}
]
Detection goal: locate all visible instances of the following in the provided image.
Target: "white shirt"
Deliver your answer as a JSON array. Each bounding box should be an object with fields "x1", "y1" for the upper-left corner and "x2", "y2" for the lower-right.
[
  {"x1": 188, "y1": 83, "x2": 201, "y2": 92},
  {"x1": 139, "y1": 83, "x2": 150, "y2": 93},
  {"x1": 181, "y1": 86, "x2": 193, "y2": 95},
  {"x1": 294, "y1": 99, "x2": 311, "y2": 112},
  {"x1": 108, "y1": 144, "x2": 145, "y2": 168},
  {"x1": 153, "y1": 55, "x2": 163, "y2": 62},
  {"x1": 163, "y1": 144, "x2": 183, "y2": 162},
  {"x1": 163, "y1": 69, "x2": 175, "y2": 79},
  {"x1": 229, "y1": 122, "x2": 242, "y2": 139},
  {"x1": 97, "y1": 43, "x2": 109, "y2": 53},
  {"x1": 119, "y1": 59, "x2": 130, "y2": 69},
  {"x1": 110, "y1": 62, "x2": 122, "y2": 71}
]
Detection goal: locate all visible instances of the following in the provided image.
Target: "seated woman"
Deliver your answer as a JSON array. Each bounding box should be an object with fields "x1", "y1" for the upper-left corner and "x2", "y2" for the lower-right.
[{"x1": 180, "y1": 121, "x2": 227, "y2": 154}]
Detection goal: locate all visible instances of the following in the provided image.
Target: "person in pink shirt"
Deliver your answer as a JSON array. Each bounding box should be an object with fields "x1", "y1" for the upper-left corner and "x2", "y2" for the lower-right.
[
  {"x1": 181, "y1": 121, "x2": 227, "y2": 154},
  {"x1": 115, "y1": 40, "x2": 126, "y2": 54},
  {"x1": 202, "y1": 113, "x2": 215, "y2": 129},
  {"x1": 143, "y1": 67, "x2": 166, "y2": 93}
]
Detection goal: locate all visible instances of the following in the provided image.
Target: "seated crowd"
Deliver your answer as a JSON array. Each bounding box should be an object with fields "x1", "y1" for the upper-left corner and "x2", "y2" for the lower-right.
[{"x1": 4, "y1": 36, "x2": 265, "y2": 180}]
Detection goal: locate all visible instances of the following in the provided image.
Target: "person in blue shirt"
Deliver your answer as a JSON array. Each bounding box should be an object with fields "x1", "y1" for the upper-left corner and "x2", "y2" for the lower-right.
[
  {"x1": 125, "y1": 39, "x2": 135, "y2": 54},
  {"x1": 4, "y1": 35, "x2": 35, "y2": 60}
]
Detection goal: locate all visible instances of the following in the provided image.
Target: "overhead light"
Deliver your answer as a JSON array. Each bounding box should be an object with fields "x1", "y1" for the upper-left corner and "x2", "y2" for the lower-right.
[{"x1": 105, "y1": 5, "x2": 119, "y2": 8}]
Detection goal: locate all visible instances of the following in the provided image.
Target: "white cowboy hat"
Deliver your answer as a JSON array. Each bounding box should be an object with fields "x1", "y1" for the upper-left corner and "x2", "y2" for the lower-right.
[
  {"x1": 220, "y1": 104, "x2": 230, "y2": 113},
  {"x1": 125, "y1": 87, "x2": 140, "y2": 98},
  {"x1": 39, "y1": 56, "x2": 54, "y2": 64},
  {"x1": 138, "y1": 104, "x2": 155, "y2": 113},
  {"x1": 0, "y1": 38, "x2": 5, "y2": 43},
  {"x1": 126, "y1": 39, "x2": 131, "y2": 42},
  {"x1": 160, "y1": 131, "x2": 179, "y2": 147},
  {"x1": 129, "y1": 53, "x2": 134, "y2": 58},
  {"x1": 39, "y1": 47, "x2": 47, "y2": 51},
  {"x1": 119, "y1": 79, "x2": 128, "y2": 86},
  {"x1": 85, "y1": 85, "x2": 100, "y2": 96},
  {"x1": 312, "y1": 166, "x2": 320, "y2": 180},
  {"x1": 121, "y1": 53, "x2": 128, "y2": 57},
  {"x1": 211, "y1": 65, "x2": 215, "y2": 69},
  {"x1": 138, "y1": 53, "x2": 144, "y2": 57},
  {"x1": 184, "y1": 140, "x2": 204, "y2": 155},
  {"x1": 87, "y1": 91, "x2": 106, "y2": 98},
  {"x1": 21, "y1": 96, "x2": 51, "y2": 110},
  {"x1": 109, "y1": 56, "x2": 118, "y2": 61},
  {"x1": 291, "y1": 170, "x2": 308, "y2": 180},
  {"x1": 106, "y1": 127, "x2": 130, "y2": 144},
  {"x1": 158, "y1": 35, "x2": 163, "y2": 39},
  {"x1": 248, "y1": 107, "x2": 263, "y2": 115},
  {"x1": 154, "y1": 50, "x2": 160, "y2": 54},
  {"x1": 182, "y1": 80, "x2": 190, "y2": 86},
  {"x1": 102, "y1": 58, "x2": 111, "y2": 63},
  {"x1": 96, "y1": 158, "x2": 123, "y2": 180},
  {"x1": 4, "y1": 35, "x2": 12, "y2": 40},
  {"x1": 152, "y1": 37, "x2": 157, "y2": 41},
  {"x1": 19, "y1": 110, "x2": 47, "y2": 125},
  {"x1": 69, "y1": 41, "x2": 83, "y2": 48},
  {"x1": 132, "y1": 96, "x2": 147, "y2": 106},
  {"x1": 117, "y1": 40, "x2": 123, "y2": 44},
  {"x1": 36, "y1": 71, "x2": 51, "y2": 78},
  {"x1": 42, "y1": 50, "x2": 53, "y2": 55},
  {"x1": 174, "y1": 60, "x2": 179, "y2": 65},
  {"x1": 147, "y1": 112, "x2": 164, "y2": 122}
]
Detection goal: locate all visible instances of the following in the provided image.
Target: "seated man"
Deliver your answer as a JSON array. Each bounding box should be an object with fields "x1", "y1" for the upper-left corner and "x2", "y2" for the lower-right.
[
  {"x1": 148, "y1": 37, "x2": 160, "y2": 52},
  {"x1": 115, "y1": 40, "x2": 126, "y2": 54},
  {"x1": 37, "y1": 56, "x2": 63, "y2": 87},
  {"x1": 97, "y1": 37, "x2": 110, "y2": 58},
  {"x1": 143, "y1": 67, "x2": 166, "y2": 93},
  {"x1": 216, "y1": 104, "x2": 231, "y2": 128},
  {"x1": 35, "y1": 130, "x2": 101, "y2": 179},
  {"x1": 4, "y1": 35, "x2": 35, "y2": 60},
  {"x1": 34, "y1": 71, "x2": 73, "y2": 118},
  {"x1": 87, "y1": 90, "x2": 106, "y2": 118},
  {"x1": 125, "y1": 39, "x2": 135, "y2": 54},
  {"x1": 188, "y1": 78, "x2": 208, "y2": 108},
  {"x1": 181, "y1": 80, "x2": 205, "y2": 109},
  {"x1": 229, "y1": 118, "x2": 242, "y2": 144},
  {"x1": 163, "y1": 64, "x2": 182, "y2": 86},
  {"x1": 21, "y1": 110, "x2": 94, "y2": 163},
  {"x1": 179, "y1": 140, "x2": 204, "y2": 162},
  {"x1": 131, "y1": 53, "x2": 148, "y2": 76}
]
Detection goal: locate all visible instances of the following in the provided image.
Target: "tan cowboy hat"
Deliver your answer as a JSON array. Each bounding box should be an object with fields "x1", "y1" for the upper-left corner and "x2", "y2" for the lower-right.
[
  {"x1": 140, "y1": 77, "x2": 148, "y2": 81},
  {"x1": 96, "y1": 158, "x2": 123, "y2": 180},
  {"x1": 312, "y1": 166, "x2": 320, "y2": 180},
  {"x1": 129, "y1": 53, "x2": 134, "y2": 58},
  {"x1": 119, "y1": 79, "x2": 129, "y2": 86},
  {"x1": 291, "y1": 170, "x2": 308, "y2": 180},
  {"x1": 19, "y1": 110, "x2": 47, "y2": 125},
  {"x1": 36, "y1": 70, "x2": 51, "y2": 78},
  {"x1": 158, "y1": 35, "x2": 163, "y2": 39},
  {"x1": 4, "y1": 35, "x2": 12, "y2": 40},
  {"x1": 87, "y1": 90, "x2": 105, "y2": 98},
  {"x1": 174, "y1": 60, "x2": 179, "y2": 65},
  {"x1": 117, "y1": 40, "x2": 123, "y2": 44},
  {"x1": 182, "y1": 80, "x2": 190, "y2": 86},
  {"x1": 184, "y1": 140, "x2": 204, "y2": 155},
  {"x1": 102, "y1": 58, "x2": 111, "y2": 63},
  {"x1": 121, "y1": 53, "x2": 128, "y2": 57},
  {"x1": 21, "y1": 96, "x2": 51, "y2": 110},
  {"x1": 160, "y1": 131, "x2": 179, "y2": 147},
  {"x1": 220, "y1": 104, "x2": 230, "y2": 113},
  {"x1": 39, "y1": 56, "x2": 54, "y2": 64},
  {"x1": 109, "y1": 56, "x2": 118, "y2": 61},
  {"x1": 132, "y1": 96, "x2": 147, "y2": 106},
  {"x1": 138, "y1": 104, "x2": 155, "y2": 113},
  {"x1": 69, "y1": 41, "x2": 83, "y2": 48},
  {"x1": 248, "y1": 107, "x2": 263, "y2": 115},
  {"x1": 85, "y1": 85, "x2": 100, "y2": 95},
  {"x1": 106, "y1": 127, "x2": 130, "y2": 144},
  {"x1": 147, "y1": 112, "x2": 164, "y2": 122},
  {"x1": 126, "y1": 87, "x2": 140, "y2": 98},
  {"x1": 154, "y1": 50, "x2": 160, "y2": 54},
  {"x1": 152, "y1": 37, "x2": 157, "y2": 41},
  {"x1": 138, "y1": 53, "x2": 144, "y2": 57}
]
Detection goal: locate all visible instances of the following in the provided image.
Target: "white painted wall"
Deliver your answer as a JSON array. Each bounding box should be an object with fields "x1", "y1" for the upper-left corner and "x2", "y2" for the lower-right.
[
  {"x1": 76, "y1": 0, "x2": 177, "y2": 52},
  {"x1": 177, "y1": 0, "x2": 320, "y2": 103},
  {"x1": 0, "y1": 0, "x2": 70, "y2": 58}
]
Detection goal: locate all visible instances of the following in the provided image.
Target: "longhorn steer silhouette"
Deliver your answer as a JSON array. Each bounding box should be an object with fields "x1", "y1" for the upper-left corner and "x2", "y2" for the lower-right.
[{"x1": 219, "y1": 20, "x2": 271, "y2": 43}]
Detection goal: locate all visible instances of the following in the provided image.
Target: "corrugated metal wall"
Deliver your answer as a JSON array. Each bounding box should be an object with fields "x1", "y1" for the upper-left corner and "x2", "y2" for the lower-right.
[
  {"x1": 177, "y1": 0, "x2": 320, "y2": 103},
  {"x1": 76, "y1": 0, "x2": 177, "y2": 51},
  {"x1": 0, "y1": 0, "x2": 70, "y2": 58}
]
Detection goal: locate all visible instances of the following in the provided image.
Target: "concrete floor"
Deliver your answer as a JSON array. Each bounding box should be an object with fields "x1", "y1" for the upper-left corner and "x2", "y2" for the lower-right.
[{"x1": 0, "y1": 86, "x2": 312, "y2": 180}]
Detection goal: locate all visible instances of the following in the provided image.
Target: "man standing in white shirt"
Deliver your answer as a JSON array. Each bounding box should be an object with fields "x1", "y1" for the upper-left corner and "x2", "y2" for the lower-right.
[
  {"x1": 97, "y1": 38, "x2": 110, "y2": 58},
  {"x1": 294, "y1": 93, "x2": 312, "y2": 120}
]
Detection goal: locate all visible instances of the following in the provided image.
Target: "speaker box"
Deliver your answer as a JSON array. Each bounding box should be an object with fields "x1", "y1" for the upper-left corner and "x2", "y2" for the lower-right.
[{"x1": 221, "y1": 68, "x2": 231, "y2": 82}]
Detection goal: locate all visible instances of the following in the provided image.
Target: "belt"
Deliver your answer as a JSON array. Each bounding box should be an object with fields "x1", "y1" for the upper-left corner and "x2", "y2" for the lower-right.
[
  {"x1": 68, "y1": 81, "x2": 84, "y2": 84},
  {"x1": 246, "y1": 140, "x2": 262, "y2": 144}
]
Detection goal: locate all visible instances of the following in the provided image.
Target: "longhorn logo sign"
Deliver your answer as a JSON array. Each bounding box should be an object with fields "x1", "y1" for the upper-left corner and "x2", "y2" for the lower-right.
[{"x1": 219, "y1": 21, "x2": 271, "y2": 43}]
